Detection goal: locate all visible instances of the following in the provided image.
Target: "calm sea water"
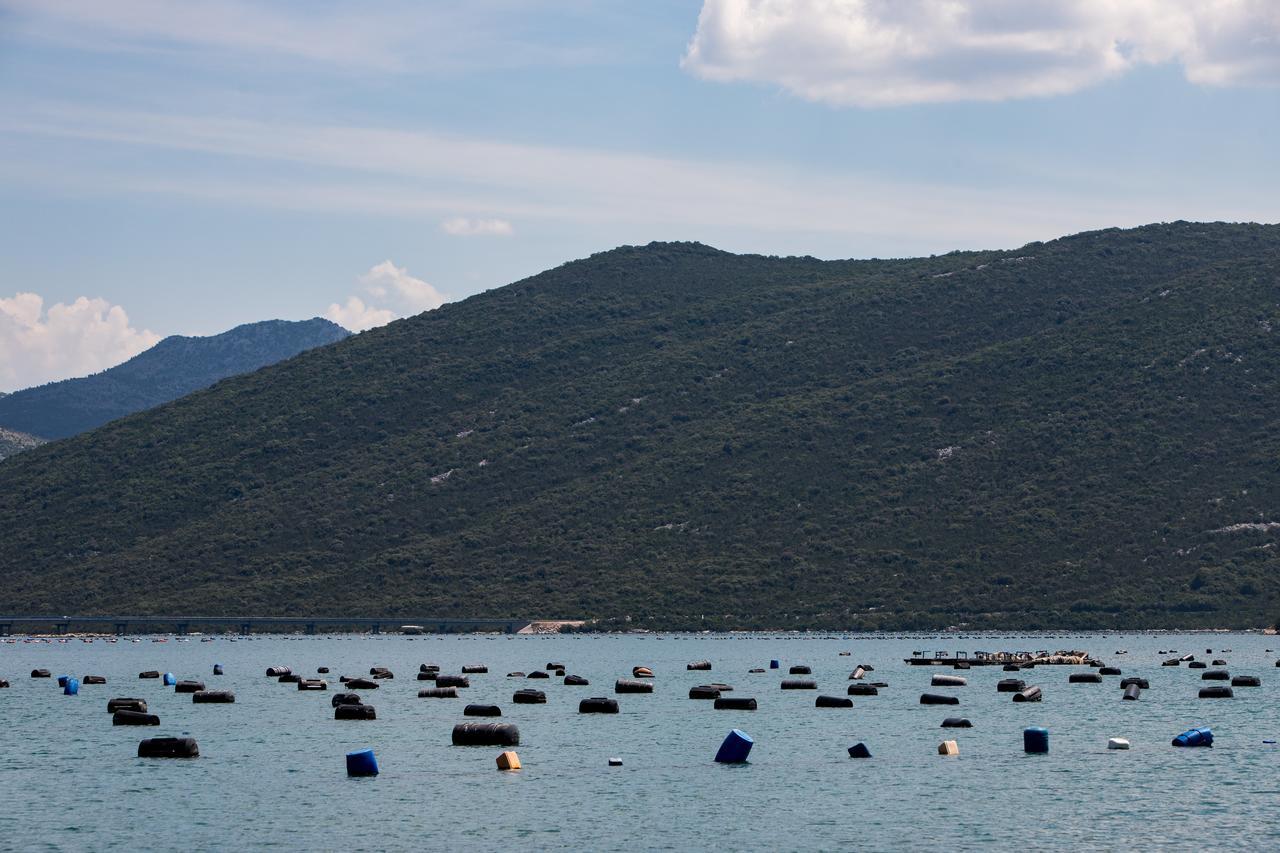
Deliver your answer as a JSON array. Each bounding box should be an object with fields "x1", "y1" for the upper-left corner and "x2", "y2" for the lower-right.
[{"x1": 2, "y1": 631, "x2": 1278, "y2": 851}]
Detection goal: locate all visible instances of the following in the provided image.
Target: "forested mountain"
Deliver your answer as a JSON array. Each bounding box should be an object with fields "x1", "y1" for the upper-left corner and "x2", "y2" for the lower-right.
[
  {"x1": 1, "y1": 223, "x2": 1278, "y2": 629},
  {"x1": 0, "y1": 318, "x2": 349, "y2": 441}
]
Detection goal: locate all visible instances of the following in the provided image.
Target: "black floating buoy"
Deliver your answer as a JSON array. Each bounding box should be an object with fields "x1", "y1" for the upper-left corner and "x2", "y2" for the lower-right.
[
  {"x1": 714, "y1": 697, "x2": 757, "y2": 710},
  {"x1": 317, "y1": 667, "x2": 330, "y2": 674},
  {"x1": 213, "y1": 664, "x2": 224, "y2": 676},
  {"x1": 1122, "y1": 683, "x2": 1141, "y2": 701},
  {"x1": 0, "y1": 680, "x2": 8, "y2": 688},
  {"x1": 417, "y1": 671, "x2": 438, "y2": 681},
  {"x1": 369, "y1": 667, "x2": 394, "y2": 678},
  {"x1": 815, "y1": 695, "x2": 852, "y2": 709},
  {"x1": 687, "y1": 660, "x2": 712, "y2": 671},
  {"x1": 780, "y1": 679, "x2": 817, "y2": 690},
  {"x1": 335, "y1": 704, "x2": 377, "y2": 720},
  {"x1": 1201, "y1": 670, "x2": 1230, "y2": 681},
  {"x1": 788, "y1": 665, "x2": 811, "y2": 675},
  {"x1": 563, "y1": 674, "x2": 590, "y2": 686},
  {"x1": 418, "y1": 687, "x2": 459, "y2": 698},
  {"x1": 331, "y1": 692, "x2": 362, "y2": 707},
  {"x1": 507, "y1": 672, "x2": 526, "y2": 678},
  {"x1": 435, "y1": 675, "x2": 469, "y2": 688},
  {"x1": 953, "y1": 661, "x2": 970, "y2": 670},
  {"x1": 1002, "y1": 664, "x2": 1022, "y2": 672},
  {"x1": 919, "y1": 693, "x2": 959, "y2": 705},
  {"x1": 298, "y1": 679, "x2": 328, "y2": 691},
  {"x1": 107, "y1": 698, "x2": 147, "y2": 713},
  {"x1": 193, "y1": 690, "x2": 235, "y2": 704},
  {"x1": 138, "y1": 671, "x2": 160, "y2": 679},
  {"x1": 461, "y1": 665, "x2": 488, "y2": 674},
  {"x1": 1069, "y1": 673, "x2": 1102, "y2": 684},
  {"x1": 1099, "y1": 667, "x2": 1122, "y2": 676},
  {"x1": 113, "y1": 709, "x2": 160, "y2": 726},
  {"x1": 174, "y1": 680, "x2": 205, "y2": 694},
  {"x1": 997, "y1": 679, "x2": 1026, "y2": 693},
  {"x1": 80, "y1": 675, "x2": 106, "y2": 685},
  {"x1": 1120, "y1": 677, "x2": 1149, "y2": 689},
  {"x1": 464, "y1": 704, "x2": 502, "y2": 717},
  {"x1": 615, "y1": 679, "x2": 654, "y2": 694},
  {"x1": 1231, "y1": 675, "x2": 1261, "y2": 687},
  {"x1": 931, "y1": 675, "x2": 967, "y2": 687},
  {"x1": 1188, "y1": 661, "x2": 1207, "y2": 670},
  {"x1": 940, "y1": 717, "x2": 972, "y2": 728},
  {"x1": 579, "y1": 697, "x2": 619, "y2": 714},
  {"x1": 513, "y1": 689, "x2": 546, "y2": 704},
  {"x1": 848, "y1": 742, "x2": 872, "y2": 758},
  {"x1": 527, "y1": 671, "x2": 550, "y2": 680},
  {"x1": 451, "y1": 722, "x2": 519, "y2": 746},
  {"x1": 1162, "y1": 659, "x2": 1180, "y2": 667},
  {"x1": 1199, "y1": 686, "x2": 1234, "y2": 699},
  {"x1": 138, "y1": 737, "x2": 198, "y2": 758},
  {"x1": 278, "y1": 674, "x2": 301, "y2": 684},
  {"x1": 345, "y1": 677, "x2": 380, "y2": 689},
  {"x1": 265, "y1": 666, "x2": 290, "y2": 677},
  {"x1": 546, "y1": 663, "x2": 566, "y2": 671},
  {"x1": 748, "y1": 668, "x2": 766, "y2": 674},
  {"x1": 30, "y1": 669, "x2": 51, "y2": 678},
  {"x1": 1013, "y1": 686, "x2": 1043, "y2": 703},
  {"x1": 847, "y1": 684, "x2": 879, "y2": 696},
  {"x1": 420, "y1": 664, "x2": 440, "y2": 673},
  {"x1": 707, "y1": 682, "x2": 734, "y2": 692},
  {"x1": 689, "y1": 685, "x2": 721, "y2": 700},
  {"x1": 1212, "y1": 659, "x2": 1227, "y2": 666}
]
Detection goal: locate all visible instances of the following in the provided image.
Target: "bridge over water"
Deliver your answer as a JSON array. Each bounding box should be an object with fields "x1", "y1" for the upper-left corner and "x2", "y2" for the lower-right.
[{"x1": 0, "y1": 616, "x2": 530, "y2": 636}]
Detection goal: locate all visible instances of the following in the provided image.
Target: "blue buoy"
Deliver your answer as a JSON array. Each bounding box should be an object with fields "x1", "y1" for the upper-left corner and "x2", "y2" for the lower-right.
[
  {"x1": 213, "y1": 664, "x2": 224, "y2": 675},
  {"x1": 770, "y1": 660, "x2": 779, "y2": 670},
  {"x1": 162, "y1": 672, "x2": 176, "y2": 686},
  {"x1": 346, "y1": 748, "x2": 379, "y2": 776},
  {"x1": 57, "y1": 675, "x2": 70, "y2": 687},
  {"x1": 63, "y1": 678, "x2": 80, "y2": 696},
  {"x1": 1172, "y1": 726, "x2": 1213, "y2": 747},
  {"x1": 714, "y1": 729, "x2": 754, "y2": 764},
  {"x1": 848, "y1": 742, "x2": 872, "y2": 758},
  {"x1": 1024, "y1": 726, "x2": 1049, "y2": 754}
]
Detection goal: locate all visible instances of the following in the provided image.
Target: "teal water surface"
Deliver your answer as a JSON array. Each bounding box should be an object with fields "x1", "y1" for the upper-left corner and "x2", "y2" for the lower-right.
[{"x1": 2, "y1": 632, "x2": 1278, "y2": 851}]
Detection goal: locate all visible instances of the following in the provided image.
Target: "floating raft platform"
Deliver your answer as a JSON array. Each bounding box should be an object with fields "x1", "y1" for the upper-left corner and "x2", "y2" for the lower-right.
[{"x1": 905, "y1": 650, "x2": 1096, "y2": 666}]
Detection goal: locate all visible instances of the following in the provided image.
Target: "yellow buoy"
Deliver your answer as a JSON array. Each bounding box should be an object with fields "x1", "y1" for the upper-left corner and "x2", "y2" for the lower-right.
[
  {"x1": 497, "y1": 751, "x2": 521, "y2": 771},
  {"x1": 938, "y1": 740, "x2": 959, "y2": 756}
]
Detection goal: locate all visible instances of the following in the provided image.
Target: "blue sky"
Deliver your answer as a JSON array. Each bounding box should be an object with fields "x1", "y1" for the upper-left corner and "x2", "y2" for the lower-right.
[{"x1": 0, "y1": 0, "x2": 1277, "y2": 390}]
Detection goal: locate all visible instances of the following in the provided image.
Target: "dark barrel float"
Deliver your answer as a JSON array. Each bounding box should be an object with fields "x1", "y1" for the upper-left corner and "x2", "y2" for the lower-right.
[
  {"x1": 417, "y1": 671, "x2": 438, "y2": 681},
  {"x1": 527, "y1": 671, "x2": 550, "y2": 679},
  {"x1": 461, "y1": 665, "x2": 488, "y2": 674},
  {"x1": 1188, "y1": 661, "x2": 1208, "y2": 670},
  {"x1": 278, "y1": 674, "x2": 301, "y2": 683},
  {"x1": 1199, "y1": 686, "x2": 1234, "y2": 699},
  {"x1": 815, "y1": 695, "x2": 852, "y2": 708},
  {"x1": 931, "y1": 675, "x2": 967, "y2": 687},
  {"x1": 1099, "y1": 667, "x2": 1122, "y2": 676},
  {"x1": 107, "y1": 698, "x2": 147, "y2": 713},
  {"x1": 1201, "y1": 670, "x2": 1230, "y2": 681},
  {"x1": 714, "y1": 697, "x2": 757, "y2": 710},
  {"x1": 138, "y1": 671, "x2": 160, "y2": 679},
  {"x1": 920, "y1": 693, "x2": 959, "y2": 705},
  {"x1": 113, "y1": 710, "x2": 160, "y2": 726},
  {"x1": 789, "y1": 665, "x2": 811, "y2": 675},
  {"x1": 138, "y1": 737, "x2": 199, "y2": 758},
  {"x1": 331, "y1": 692, "x2": 362, "y2": 707},
  {"x1": 847, "y1": 684, "x2": 879, "y2": 696},
  {"x1": 193, "y1": 691, "x2": 235, "y2": 704},
  {"x1": 687, "y1": 660, "x2": 712, "y2": 671},
  {"x1": 297, "y1": 679, "x2": 328, "y2": 691},
  {"x1": 941, "y1": 717, "x2": 972, "y2": 728},
  {"x1": 1122, "y1": 684, "x2": 1141, "y2": 701},
  {"x1": 579, "y1": 697, "x2": 619, "y2": 714},
  {"x1": 82, "y1": 675, "x2": 107, "y2": 685},
  {"x1": 31, "y1": 669, "x2": 51, "y2": 678},
  {"x1": 781, "y1": 679, "x2": 817, "y2": 690},
  {"x1": 1232, "y1": 675, "x2": 1261, "y2": 687},
  {"x1": 1069, "y1": 673, "x2": 1102, "y2": 684},
  {"x1": 997, "y1": 679, "x2": 1026, "y2": 693},
  {"x1": 418, "y1": 687, "x2": 459, "y2": 698},
  {"x1": 1120, "y1": 678, "x2": 1149, "y2": 689},
  {"x1": 464, "y1": 704, "x2": 502, "y2": 717},
  {"x1": 452, "y1": 722, "x2": 519, "y2": 746},
  {"x1": 615, "y1": 679, "x2": 654, "y2": 694},
  {"x1": 345, "y1": 678, "x2": 379, "y2": 690},
  {"x1": 265, "y1": 667, "x2": 291, "y2": 677},
  {"x1": 564, "y1": 674, "x2": 590, "y2": 686},
  {"x1": 513, "y1": 689, "x2": 546, "y2": 704},
  {"x1": 335, "y1": 704, "x2": 377, "y2": 720},
  {"x1": 689, "y1": 686, "x2": 721, "y2": 700},
  {"x1": 174, "y1": 681, "x2": 205, "y2": 694},
  {"x1": 370, "y1": 667, "x2": 394, "y2": 679},
  {"x1": 435, "y1": 675, "x2": 470, "y2": 689},
  {"x1": 1012, "y1": 686, "x2": 1043, "y2": 703}
]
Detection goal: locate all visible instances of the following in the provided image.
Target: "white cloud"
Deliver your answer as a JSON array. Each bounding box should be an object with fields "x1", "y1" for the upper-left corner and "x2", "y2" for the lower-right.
[
  {"x1": 325, "y1": 261, "x2": 447, "y2": 332},
  {"x1": 682, "y1": 0, "x2": 1280, "y2": 107},
  {"x1": 0, "y1": 292, "x2": 160, "y2": 391},
  {"x1": 441, "y1": 217, "x2": 514, "y2": 237}
]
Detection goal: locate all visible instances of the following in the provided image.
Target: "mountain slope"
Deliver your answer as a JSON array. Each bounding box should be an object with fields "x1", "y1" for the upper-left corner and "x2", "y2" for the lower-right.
[
  {"x1": 1, "y1": 222, "x2": 1278, "y2": 629},
  {"x1": 0, "y1": 318, "x2": 350, "y2": 441},
  {"x1": 0, "y1": 426, "x2": 45, "y2": 461}
]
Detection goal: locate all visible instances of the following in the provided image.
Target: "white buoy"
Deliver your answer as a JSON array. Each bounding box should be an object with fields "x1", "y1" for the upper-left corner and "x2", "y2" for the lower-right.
[
  {"x1": 608, "y1": 757, "x2": 623, "y2": 766},
  {"x1": 1108, "y1": 737, "x2": 1130, "y2": 750}
]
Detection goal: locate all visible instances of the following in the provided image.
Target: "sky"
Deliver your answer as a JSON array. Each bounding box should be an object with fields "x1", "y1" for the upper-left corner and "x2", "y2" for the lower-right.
[{"x1": 0, "y1": 0, "x2": 1277, "y2": 391}]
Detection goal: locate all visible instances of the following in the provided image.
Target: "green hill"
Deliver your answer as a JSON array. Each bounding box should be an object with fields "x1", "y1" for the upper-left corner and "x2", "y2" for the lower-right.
[
  {"x1": 0, "y1": 318, "x2": 350, "y2": 441},
  {"x1": 1, "y1": 222, "x2": 1278, "y2": 630}
]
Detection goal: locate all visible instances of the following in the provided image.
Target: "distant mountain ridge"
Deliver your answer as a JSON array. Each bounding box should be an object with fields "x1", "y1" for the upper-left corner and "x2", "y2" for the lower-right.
[
  {"x1": 1, "y1": 223, "x2": 1278, "y2": 629},
  {"x1": 0, "y1": 318, "x2": 349, "y2": 441}
]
